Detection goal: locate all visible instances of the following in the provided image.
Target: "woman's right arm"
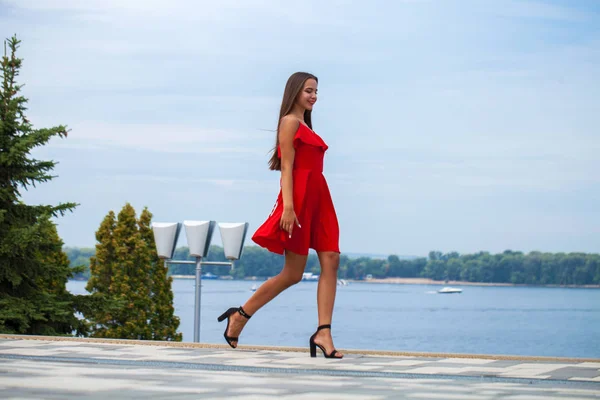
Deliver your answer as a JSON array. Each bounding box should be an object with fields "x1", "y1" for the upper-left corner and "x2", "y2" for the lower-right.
[{"x1": 278, "y1": 116, "x2": 300, "y2": 237}]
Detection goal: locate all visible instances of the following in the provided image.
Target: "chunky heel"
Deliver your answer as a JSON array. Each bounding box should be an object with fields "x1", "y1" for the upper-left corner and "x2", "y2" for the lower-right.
[
  {"x1": 308, "y1": 324, "x2": 342, "y2": 359},
  {"x1": 217, "y1": 306, "x2": 252, "y2": 348},
  {"x1": 217, "y1": 307, "x2": 237, "y2": 322}
]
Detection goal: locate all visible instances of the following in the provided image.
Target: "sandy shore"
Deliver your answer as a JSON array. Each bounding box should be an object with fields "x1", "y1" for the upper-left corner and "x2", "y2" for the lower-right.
[
  {"x1": 170, "y1": 275, "x2": 599, "y2": 288},
  {"x1": 355, "y1": 278, "x2": 514, "y2": 286},
  {"x1": 353, "y1": 277, "x2": 600, "y2": 288}
]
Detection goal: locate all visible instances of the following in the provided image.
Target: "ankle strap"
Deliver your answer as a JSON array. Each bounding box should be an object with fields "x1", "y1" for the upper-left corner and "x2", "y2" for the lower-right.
[
  {"x1": 317, "y1": 324, "x2": 331, "y2": 331},
  {"x1": 238, "y1": 306, "x2": 252, "y2": 319}
]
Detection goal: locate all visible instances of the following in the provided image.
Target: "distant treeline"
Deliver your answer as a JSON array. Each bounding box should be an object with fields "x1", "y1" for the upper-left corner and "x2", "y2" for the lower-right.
[{"x1": 64, "y1": 247, "x2": 600, "y2": 286}]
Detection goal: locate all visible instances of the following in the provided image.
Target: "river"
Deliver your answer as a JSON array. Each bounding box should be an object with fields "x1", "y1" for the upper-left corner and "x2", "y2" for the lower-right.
[{"x1": 67, "y1": 279, "x2": 600, "y2": 358}]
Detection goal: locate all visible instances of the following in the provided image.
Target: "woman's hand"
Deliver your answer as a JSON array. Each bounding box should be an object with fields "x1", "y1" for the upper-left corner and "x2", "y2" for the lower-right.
[{"x1": 280, "y1": 207, "x2": 301, "y2": 238}]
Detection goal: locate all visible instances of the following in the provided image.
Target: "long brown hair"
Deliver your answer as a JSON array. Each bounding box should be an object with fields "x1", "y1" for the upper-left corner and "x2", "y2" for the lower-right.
[{"x1": 268, "y1": 72, "x2": 318, "y2": 171}]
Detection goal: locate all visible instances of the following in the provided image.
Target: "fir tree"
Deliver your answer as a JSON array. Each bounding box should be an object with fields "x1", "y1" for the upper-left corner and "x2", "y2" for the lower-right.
[
  {"x1": 139, "y1": 207, "x2": 182, "y2": 341},
  {"x1": 84, "y1": 211, "x2": 119, "y2": 335},
  {"x1": 0, "y1": 35, "x2": 85, "y2": 335},
  {"x1": 86, "y1": 204, "x2": 181, "y2": 341}
]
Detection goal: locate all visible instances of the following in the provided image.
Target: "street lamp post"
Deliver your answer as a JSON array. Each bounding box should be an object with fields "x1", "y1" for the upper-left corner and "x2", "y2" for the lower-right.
[{"x1": 151, "y1": 220, "x2": 249, "y2": 343}]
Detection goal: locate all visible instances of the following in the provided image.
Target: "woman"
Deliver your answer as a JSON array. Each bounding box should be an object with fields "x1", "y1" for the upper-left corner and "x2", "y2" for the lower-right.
[{"x1": 218, "y1": 72, "x2": 343, "y2": 359}]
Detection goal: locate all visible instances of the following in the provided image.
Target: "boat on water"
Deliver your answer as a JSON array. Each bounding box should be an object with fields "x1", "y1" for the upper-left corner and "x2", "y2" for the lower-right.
[
  {"x1": 302, "y1": 272, "x2": 320, "y2": 281},
  {"x1": 337, "y1": 279, "x2": 349, "y2": 286},
  {"x1": 250, "y1": 284, "x2": 258, "y2": 292},
  {"x1": 438, "y1": 287, "x2": 462, "y2": 294}
]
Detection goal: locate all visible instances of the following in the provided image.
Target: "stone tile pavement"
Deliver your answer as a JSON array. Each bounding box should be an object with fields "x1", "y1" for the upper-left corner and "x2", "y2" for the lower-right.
[{"x1": 0, "y1": 336, "x2": 599, "y2": 399}]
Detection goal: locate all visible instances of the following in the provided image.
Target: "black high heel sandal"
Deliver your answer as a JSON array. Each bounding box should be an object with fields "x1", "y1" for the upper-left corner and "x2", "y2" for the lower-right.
[
  {"x1": 309, "y1": 324, "x2": 343, "y2": 359},
  {"x1": 217, "y1": 306, "x2": 252, "y2": 348}
]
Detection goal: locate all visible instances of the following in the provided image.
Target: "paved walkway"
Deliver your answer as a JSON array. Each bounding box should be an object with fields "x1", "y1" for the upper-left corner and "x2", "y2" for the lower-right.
[{"x1": 0, "y1": 336, "x2": 599, "y2": 399}]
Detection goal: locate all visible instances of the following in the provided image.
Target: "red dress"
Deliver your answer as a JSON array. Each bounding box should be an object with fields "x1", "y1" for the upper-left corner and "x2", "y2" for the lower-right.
[{"x1": 252, "y1": 123, "x2": 340, "y2": 256}]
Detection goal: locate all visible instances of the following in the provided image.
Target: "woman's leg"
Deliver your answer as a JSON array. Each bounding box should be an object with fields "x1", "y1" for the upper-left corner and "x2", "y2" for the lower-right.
[
  {"x1": 314, "y1": 251, "x2": 343, "y2": 357},
  {"x1": 225, "y1": 249, "x2": 307, "y2": 347}
]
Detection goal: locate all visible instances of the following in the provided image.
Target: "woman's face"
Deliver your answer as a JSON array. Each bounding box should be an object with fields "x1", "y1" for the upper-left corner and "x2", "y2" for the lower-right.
[{"x1": 296, "y1": 78, "x2": 318, "y2": 111}]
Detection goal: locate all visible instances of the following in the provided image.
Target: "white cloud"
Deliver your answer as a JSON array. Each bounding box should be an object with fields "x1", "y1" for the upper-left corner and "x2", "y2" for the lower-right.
[
  {"x1": 110, "y1": 174, "x2": 270, "y2": 190},
  {"x1": 65, "y1": 121, "x2": 267, "y2": 151},
  {"x1": 481, "y1": 0, "x2": 591, "y2": 21}
]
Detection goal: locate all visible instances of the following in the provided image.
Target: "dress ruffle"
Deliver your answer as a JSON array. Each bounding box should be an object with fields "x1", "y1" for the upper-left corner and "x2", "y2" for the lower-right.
[
  {"x1": 294, "y1": 124, "x2": 328, "y2": 151},
  {"x1": 277, "y1": 123, "x2": 328, "y2": 157}
]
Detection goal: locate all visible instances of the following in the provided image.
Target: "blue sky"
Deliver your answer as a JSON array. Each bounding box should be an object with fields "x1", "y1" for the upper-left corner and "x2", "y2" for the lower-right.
[{"x1": 1, "y1": 0, "x2": 599, "y2": 257}]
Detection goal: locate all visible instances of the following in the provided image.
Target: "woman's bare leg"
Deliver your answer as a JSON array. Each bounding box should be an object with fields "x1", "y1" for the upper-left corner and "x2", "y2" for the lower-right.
[
  {"x1": 314, "y1": 251, "x2": 343, "y2": 357},
  {"x1": 225, "y1": 250, "x2": 307, "y2": 347}
]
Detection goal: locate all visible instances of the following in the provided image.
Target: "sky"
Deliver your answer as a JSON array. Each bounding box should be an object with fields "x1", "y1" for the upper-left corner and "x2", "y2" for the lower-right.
[{"x1": 1, "y1": 0, "x2": 599, "y2": 257}]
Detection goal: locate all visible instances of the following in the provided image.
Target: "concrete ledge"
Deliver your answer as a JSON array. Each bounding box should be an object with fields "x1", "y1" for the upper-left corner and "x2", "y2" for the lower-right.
[{"x1": 2, "y1": 334, "x2": 598, "y2": 363}]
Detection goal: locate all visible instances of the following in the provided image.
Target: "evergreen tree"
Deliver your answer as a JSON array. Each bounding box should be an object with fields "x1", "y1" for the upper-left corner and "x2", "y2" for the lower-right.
[
  {"x1": 139, "y1": 208, "x2": 181, "y2": 341},
  {"x1": 86, "y1": 211, "x2": 117, "y2": 294},
  {"x1": 0, "y1": 35, "x2": 85, "y2": 335},
  {"x1": 84, "y1": 211, "x2": 119, "y2": 334},
  {"x1": 86, "y1": 204, "x2": 181, "y2": 341}
]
